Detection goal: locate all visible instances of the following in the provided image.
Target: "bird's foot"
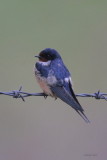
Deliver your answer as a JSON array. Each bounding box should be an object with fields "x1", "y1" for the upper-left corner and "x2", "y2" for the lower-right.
[
  {"x1": 55, "y1": 97, "x2": 57, "y2": 100},
  {"x1": 43, "y1": 94, "x2": 48, "y2": 99}
]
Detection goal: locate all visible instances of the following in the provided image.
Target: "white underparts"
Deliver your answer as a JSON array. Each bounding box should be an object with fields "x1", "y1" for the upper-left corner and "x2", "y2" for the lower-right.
[{"x1": 34, "y1": 68, "x2": 55, "y2": 97}]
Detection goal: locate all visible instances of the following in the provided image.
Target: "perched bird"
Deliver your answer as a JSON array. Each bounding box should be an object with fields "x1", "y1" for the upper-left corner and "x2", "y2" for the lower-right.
[{"x1": 34, "y1": 48, "x2": 90, "y2": 123}]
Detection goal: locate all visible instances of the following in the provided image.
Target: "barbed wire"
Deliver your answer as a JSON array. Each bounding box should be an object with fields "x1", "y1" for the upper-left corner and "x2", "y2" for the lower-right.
[{"x1": 0, "y1": 86, "x2": 107, "y2": 102}]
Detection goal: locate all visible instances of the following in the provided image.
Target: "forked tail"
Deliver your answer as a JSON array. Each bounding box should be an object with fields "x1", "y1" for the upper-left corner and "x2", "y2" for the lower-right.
[{"x1": 76, "y1": 110, "x2": 90, "y2": 123}]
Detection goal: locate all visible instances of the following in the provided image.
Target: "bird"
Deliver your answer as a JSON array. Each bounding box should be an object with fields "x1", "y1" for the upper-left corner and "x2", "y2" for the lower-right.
[{"x1": 34, "y1": 48, "x2": 90, "y2": 123}]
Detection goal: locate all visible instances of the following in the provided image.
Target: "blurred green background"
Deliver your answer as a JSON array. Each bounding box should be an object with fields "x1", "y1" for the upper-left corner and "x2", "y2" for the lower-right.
[{"x1": 0, "y1": 0, "x2": 107, "y2": 159}]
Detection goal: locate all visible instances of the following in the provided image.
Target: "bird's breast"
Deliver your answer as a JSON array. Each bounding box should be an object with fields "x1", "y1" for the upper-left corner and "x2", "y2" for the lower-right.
[{"x1": 34, "y1": 68, "x2": 55, "y2": 97}]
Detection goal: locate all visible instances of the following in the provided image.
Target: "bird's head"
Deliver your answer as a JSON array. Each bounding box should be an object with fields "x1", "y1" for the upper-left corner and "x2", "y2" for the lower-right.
[{"x1": 35, "y1": 48, "x2": 61, "y2": 63}]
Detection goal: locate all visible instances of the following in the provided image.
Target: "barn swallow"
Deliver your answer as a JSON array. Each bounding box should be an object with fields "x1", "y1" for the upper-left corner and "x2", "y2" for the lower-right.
[{"x1": 34, "y1": 48, "x2": 90, "y2": 123}]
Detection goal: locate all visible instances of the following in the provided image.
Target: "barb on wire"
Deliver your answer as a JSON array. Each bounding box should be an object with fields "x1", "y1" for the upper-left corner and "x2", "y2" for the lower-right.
[{"x1": 0, "y1": 86, "x2": 107, "y2": 102}]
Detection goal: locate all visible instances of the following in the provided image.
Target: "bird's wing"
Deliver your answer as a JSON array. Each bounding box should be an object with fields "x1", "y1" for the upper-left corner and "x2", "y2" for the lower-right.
[
  {"x1": 51, "y1": 79, "x2": 90, "y2": 123},
  {"x1": 68, "y1": 79, "x2": 81, "y2": 106},
  {"x1": 51, "y1": 84, "x2": 83, "y2": 111}
]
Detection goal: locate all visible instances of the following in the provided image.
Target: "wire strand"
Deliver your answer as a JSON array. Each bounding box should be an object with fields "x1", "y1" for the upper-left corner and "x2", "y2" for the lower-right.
[{"x1": 0, "y1": 86, "x2": 107, "y2": 102}]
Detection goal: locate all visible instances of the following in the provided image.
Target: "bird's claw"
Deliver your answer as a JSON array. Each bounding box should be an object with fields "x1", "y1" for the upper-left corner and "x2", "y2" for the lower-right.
[{"x1": 44, "y1": 94, "x2": 48, "y2": 99}]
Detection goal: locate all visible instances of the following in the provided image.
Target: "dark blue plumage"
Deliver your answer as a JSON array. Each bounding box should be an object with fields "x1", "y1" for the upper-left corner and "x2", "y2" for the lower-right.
[{"x1": 34, "y1": 48, "x2": 90, "y2": 123}]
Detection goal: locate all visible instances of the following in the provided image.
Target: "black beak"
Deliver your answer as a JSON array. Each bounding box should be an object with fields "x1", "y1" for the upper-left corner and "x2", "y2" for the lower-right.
[{"x1": 35, "y1": 55, "x2": 41, "y2": 58}]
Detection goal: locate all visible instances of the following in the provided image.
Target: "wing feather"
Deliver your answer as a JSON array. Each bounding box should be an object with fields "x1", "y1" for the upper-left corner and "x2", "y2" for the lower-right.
[
  {"x1": 51, "y1": 85, "x2": 90, "y2": 123},
  {"x1": 51, "y1": 86, "x2": 83, "y2": 111}
]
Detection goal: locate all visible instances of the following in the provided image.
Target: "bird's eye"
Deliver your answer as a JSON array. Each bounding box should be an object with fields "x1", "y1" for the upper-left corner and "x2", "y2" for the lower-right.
[
  {"x1": 47, "y1": 54, "x2": 50, "y2": 57},
  {"x1": 46, "y1": 54, "x2": 51, "y2": 59}
]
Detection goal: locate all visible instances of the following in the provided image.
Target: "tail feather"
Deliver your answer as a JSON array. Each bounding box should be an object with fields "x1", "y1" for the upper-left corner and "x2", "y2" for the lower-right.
[{"x1": 75, "y1": 110, "x2": 90, "y2": 123}]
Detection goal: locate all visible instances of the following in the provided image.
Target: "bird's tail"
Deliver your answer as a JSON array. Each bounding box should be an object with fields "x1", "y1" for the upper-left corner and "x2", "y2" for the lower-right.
[{"x1": 75, "y1": 110, "x2": 90, "y2": 123}]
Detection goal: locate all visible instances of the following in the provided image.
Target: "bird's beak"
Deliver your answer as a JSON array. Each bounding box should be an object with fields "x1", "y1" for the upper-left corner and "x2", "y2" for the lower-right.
[{"x1": 35, "y1": 55, "x2": 41, "y2": 58}]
